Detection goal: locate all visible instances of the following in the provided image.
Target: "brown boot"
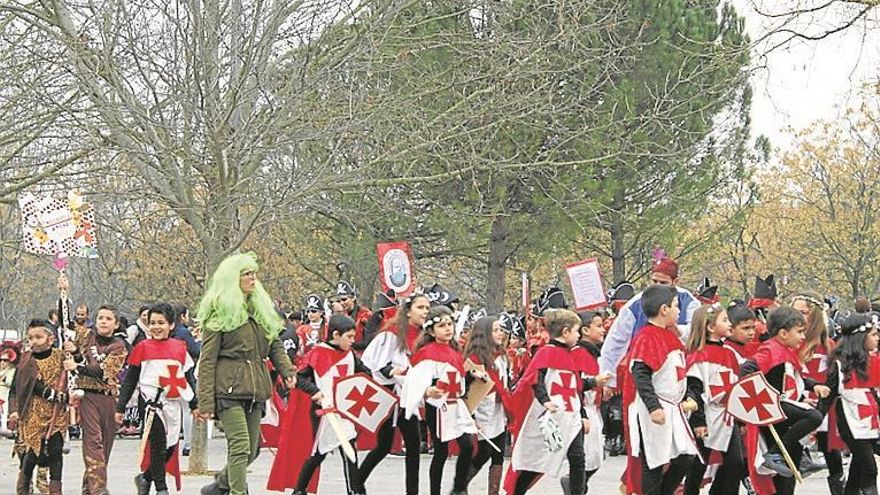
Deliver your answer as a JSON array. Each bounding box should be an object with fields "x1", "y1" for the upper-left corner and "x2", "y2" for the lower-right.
[
  {"x1": 17, "y1": 471, "x2": 32, "y2": 495},
  {"x1": 488, "y1": 465, "x2": 502, "y2": 495},
  {"x1": 48, "y1": 481, "x2": 62, "y2": 495}
]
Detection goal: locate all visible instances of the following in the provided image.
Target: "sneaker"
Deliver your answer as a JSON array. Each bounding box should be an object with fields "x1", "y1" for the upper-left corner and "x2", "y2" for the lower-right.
[
  {"x1": 134, "y1": 474, "x2": 150, "y2": 495},
  {"x1": 182, "y1": 447, "x2": 191, "y2": 456},
  {"x1": 388, "y1": 450, "x2": 405, "y2": 457},
  {"x1": 762, "y1": 452, "x2": 794, "y2": 478},
  {"x1": 799, "y1": 451, "x2": 826, "y2": 478}
]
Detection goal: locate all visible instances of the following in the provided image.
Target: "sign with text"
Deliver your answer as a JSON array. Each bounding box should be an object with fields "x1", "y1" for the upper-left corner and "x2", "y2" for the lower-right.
[{"x1": 565, "y1": 258, "x2": 607, "y2": 310}]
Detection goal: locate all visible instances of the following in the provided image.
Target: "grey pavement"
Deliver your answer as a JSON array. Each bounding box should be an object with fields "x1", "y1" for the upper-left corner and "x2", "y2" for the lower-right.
[{"x1": 0, "y1": 436, "x2": 829, "y2": 494}]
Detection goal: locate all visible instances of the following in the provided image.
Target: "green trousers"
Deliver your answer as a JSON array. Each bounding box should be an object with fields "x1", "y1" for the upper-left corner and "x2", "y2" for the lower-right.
[{"x1": 216, "y1": 404, "x2": 262, "y2": 495}]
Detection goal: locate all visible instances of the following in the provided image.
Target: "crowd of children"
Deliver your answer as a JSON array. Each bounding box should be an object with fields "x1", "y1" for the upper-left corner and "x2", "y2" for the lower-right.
[{"x1": 4, "y1": 251, "x2": 880, "y2": 495}]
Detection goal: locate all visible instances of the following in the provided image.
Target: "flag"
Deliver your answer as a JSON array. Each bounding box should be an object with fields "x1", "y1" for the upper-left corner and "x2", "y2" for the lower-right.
[{"x1": 377, "y1": 241, "x2": 416, "y2": 297}]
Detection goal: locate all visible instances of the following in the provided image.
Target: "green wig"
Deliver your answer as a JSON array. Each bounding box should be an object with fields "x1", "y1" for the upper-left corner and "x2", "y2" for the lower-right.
[{"x1": 196, "y1": 252, "x2": 283, "y2": 340}]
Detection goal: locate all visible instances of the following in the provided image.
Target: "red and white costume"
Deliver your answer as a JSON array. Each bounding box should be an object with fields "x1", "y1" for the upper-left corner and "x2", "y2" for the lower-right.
[
  {"x1": 399, "y1": 342, "x2": 475, "y2": 442},
  {"x1": 468, "y1": 353, "x2": 511, "y2": 440},
  {"x1": 686, "y1": 342, "x2": 740, "y2": 452},
  {"x1": 507, "y1": 343, "x2": 586, "y2": 483},
  {"x1": 126, "y1": 338, "x2": 195, "y2": 490}
]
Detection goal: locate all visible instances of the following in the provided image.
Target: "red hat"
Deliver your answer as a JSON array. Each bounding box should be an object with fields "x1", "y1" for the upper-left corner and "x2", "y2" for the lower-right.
[{"x1": 652, "y1": 257, "x2": 679, "y2": 280}]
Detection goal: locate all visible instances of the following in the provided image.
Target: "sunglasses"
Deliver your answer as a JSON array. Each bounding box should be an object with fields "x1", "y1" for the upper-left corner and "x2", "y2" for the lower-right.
[{"x1": 338, "y1": 297, "x2": 351, "y2": 302}]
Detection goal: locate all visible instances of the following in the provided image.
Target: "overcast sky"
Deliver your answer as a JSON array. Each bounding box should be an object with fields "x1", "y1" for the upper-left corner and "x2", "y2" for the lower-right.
[{"x1": 732, "y1": 1, "x2": 880, "y2": 151}]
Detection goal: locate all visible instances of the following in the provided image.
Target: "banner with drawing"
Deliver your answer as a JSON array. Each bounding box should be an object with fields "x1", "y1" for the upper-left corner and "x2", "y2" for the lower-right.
[{"x1": 19, "y1": 191, "x2": 98, "y2": 259}]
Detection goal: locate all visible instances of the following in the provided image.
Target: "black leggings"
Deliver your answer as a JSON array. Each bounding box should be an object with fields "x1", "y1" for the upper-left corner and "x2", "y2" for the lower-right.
[
  {"x1": 763, "y1": 403, "x2": 822, "y2": 495},
  {"x1": 143, "y1": 415, "x2": 174, "y2": 491},
  {"x1": 817, "y1": 431, "x2": 844, "y2": 477},
  {"x1": 762, "y1": 402, "x2": 823, "y2": 456},
  {"x1": 837, "y1": 403, "x2": 878, "y2": 495},
  {"x1": 514, "y1": 429, "x2": 585, "y2": 495},
  {"x1": 358, "y1": 409, "x2": 421, "y2": 495},
  {"x1": 683, "y1": 427, "x2": 745, "y2": 495},
  {"x1": 295, "y1": 440, "x2": 362, "y2": 494},
  {"x1": 471, "y1": 432, "x2": 506, "y2": 470},
  {"x1": 19, "y1": 432, "x2": 64, "y2": 481},
  {"x1": 425, "y1": 404, "x2": 474, "y2": 495}
]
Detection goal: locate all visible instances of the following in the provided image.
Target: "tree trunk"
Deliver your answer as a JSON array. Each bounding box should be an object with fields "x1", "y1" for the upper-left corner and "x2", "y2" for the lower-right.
[
  {"x1": 610, "y1": 189, "x2": 626, "y2": 283},
  {"x1": 486, "y1": 213, "x2": 509, "y2": 313}
]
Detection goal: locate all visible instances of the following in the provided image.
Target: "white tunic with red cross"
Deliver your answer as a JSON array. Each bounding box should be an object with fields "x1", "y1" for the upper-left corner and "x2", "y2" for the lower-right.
[
  {"x1": 127, "y1": 338, "x2": 194, "y2": 448},
  {"x1": 629, "y1": 348, "x2": 698, "y2": 469},
  {"x1": 400, "y1": 358, "x2": 476, "y2": 442},
  {"x1": 685, "y1": 344, "x2": 740, "y2": 452},
  {"x1": 836, "y1": 361, "x2": 880, "y2": 440},
  {"x1": 310, "y1": 346, "x2": 358, "y2": 455},
  {"x1": 511, "y1": 368, "x2": 584, "y2": 477}
]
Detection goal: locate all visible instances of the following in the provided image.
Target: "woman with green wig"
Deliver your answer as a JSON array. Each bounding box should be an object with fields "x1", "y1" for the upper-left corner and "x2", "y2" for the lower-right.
[{"x1": 194, "y1": 252, "x2": 296, "y2": 495}]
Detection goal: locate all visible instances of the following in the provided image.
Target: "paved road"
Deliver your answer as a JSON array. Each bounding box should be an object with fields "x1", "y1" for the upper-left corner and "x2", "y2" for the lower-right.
[{"x1": 0, "y1": 436, "x2": 830, "y2": 494}]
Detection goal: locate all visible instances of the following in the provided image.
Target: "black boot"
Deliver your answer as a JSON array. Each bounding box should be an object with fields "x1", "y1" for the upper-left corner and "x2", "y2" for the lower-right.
[
  {"x1": 560, "y1": 475, "x2": 572, "y2": 495},
  {"x1": 826, "y1": 473, "x2": 844, "y2": 495},
  {"x1": 862, "y1": 486, "x2": 879, "y2": 495}
]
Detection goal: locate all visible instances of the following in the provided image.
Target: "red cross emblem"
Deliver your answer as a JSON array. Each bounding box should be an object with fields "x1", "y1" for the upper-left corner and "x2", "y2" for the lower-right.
[
  {"x1": 345, "y1": 385, "x2": 380, "y2": 417},
  {"x1": 709, "y1": 370, "x2": 736, "y2": 399},
  {"x1": 436, "y1": 371, "x2": 462, "y2": 397},
  {"x1": 550, "y1": 371, "x2": 578, "y2": 412},
  {"x1": 739, "y1": 378, "x2": 775, "y2": 422},
  {"x1": 335, "y1": 364, "x2": 350, "y2": 377},
  {"x1": 159, "y1": 364, "x2": 187, "y2": 399},
  {"x1": 858, "y1": 391, "x2": 880, "y2": 430}
]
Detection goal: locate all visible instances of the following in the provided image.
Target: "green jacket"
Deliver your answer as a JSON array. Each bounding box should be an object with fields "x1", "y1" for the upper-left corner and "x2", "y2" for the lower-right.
[{"x1": 196, "y1": 318, "x2": 294, "y2": 414}]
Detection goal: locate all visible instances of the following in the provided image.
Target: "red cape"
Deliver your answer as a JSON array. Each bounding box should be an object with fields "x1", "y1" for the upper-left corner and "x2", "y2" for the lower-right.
[
  {"x1": 410, "y1": 342, "x2": 465, "y2": 376},
  {"x1": 724, "y1": 338, "x2": 758, "y2": 361},
  {"x1": 268, "y1": 344, "x2": 352, "y2": 493},
  {"x1": 503, "y1": 342, "x2": 585, "y2": 494},
  {"x1": 751, "y1": 338, "x2": 800, "y2": 375},
  {"x1": 267, "y1": 388, "x2": 319, "y2": 492},
  {"x1": 686, "y1": 343, "x2": 740, "y2": 374},
  {"x1": 301, "y1": 343, "x2": 351, "y2": 375}
]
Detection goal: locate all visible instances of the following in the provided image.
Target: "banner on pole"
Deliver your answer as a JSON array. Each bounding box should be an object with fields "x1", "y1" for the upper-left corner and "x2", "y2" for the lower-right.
[
  {"x1": 377, "y1": 241, "x2": 416, "y2": 297},
  {"x1": 565, "y1": 258, "x2": 607, "y2": 311},
  {"x1": 19, "y1": 191, "x2": 98, "y2": 258}
]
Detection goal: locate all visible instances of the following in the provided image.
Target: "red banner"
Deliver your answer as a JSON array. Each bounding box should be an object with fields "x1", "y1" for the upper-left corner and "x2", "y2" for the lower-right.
[{"x1": 377, "y1": 241, "x2": 416, "y2": 297}]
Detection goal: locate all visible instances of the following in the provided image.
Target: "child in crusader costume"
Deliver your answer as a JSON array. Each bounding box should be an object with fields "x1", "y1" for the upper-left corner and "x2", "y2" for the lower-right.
[
  {"x1": 723, "y1": 303, "x2": 758, "y2": 365},
  {"x1": 9, "y1": 320, "x2": 69, "y2": 495},
  {"x1": 62, "y1": 305, "x2": 128, "y2": 495},
  {"x1": 116, "y1": 303, "x2": 197, "y2": 495},
  {"x1": 269, "y1": 314, "x2": 370, "y2": 495},
  {"x1": 505, "y1": 309, "x2": 589, "y2": 495},
  {"x1": 820, "y1": 313, "x2": 880, "y2": 495},
  {"x1": 462, "y1": 315, "x2": 512, "y2": 495},
  {"x1": 357, "y1": 293, "x2": 429, "y2": 495},
  {"x1": 682, "y1": 303, "x2": 745, "y2": 495},
  {"x1": 739, "y1": 306, "x2": 830, "y2": 495},
  {"x1": 560, "y1": 311, "x2": 612, "y2": 495},
  {"x1": 621, "y1": 284, "x2": 698, "y2": 495},
  {"x1": 792, "y1": 291, "x2": 843, "y2": 487},
  {"x1": 399, "y1": 305, "x2": 476, "y2": 495}
]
